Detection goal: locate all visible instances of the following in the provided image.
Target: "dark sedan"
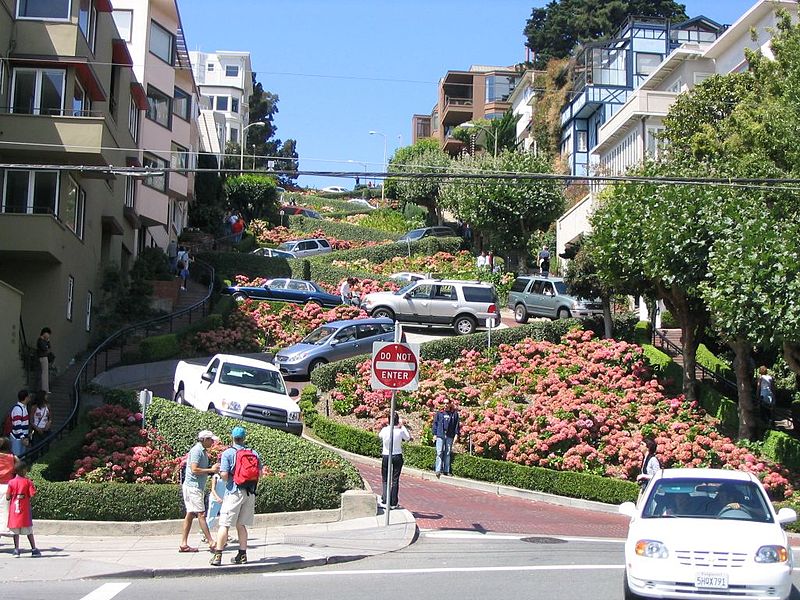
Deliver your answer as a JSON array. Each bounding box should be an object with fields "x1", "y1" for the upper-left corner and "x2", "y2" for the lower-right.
[{"x1": 224, "y1": 278, "x2": 342, "y2": 307}]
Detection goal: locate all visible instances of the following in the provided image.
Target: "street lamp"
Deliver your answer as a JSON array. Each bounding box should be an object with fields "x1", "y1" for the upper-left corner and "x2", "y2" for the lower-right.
[
  {"x1": 240, "y1": 121, "x2": 266, "y2": 172},
  {"x1": 461, "y1": 122, "x2": 497, "y2": 158},
  {"x1": 368, "y1": 130, "x2": 387, "y2": 204}
]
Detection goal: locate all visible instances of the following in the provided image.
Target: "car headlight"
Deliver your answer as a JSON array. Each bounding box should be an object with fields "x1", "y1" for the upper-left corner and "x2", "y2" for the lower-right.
[
  {"x1": 755, "y1": 545, "x2": 789, "y2": 563},
  {"x1": 220, "y1": 398, "x2": 242, "y2": 413},
  {"x1": 288, "y1": 411, "x2": 301, "y2": 422},
  {"x1": 635, "y1": 540, "x2": 669, "y2": 559},
  {"x1": 572, "y1": 301, "x2": 586, "y2": 309}
]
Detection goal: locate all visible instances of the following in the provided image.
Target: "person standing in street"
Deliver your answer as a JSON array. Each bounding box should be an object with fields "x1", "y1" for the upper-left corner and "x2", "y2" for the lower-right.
[
  {"x1": 210, "y1": 426, "x2": 261, "y2": 567},
  {"x1": 36, "y1": 328, "x2": 52, "y2": 393},
  {"x1": 433, "y1": 401, "x2": 460, "y2": 478},
  {"x1": 9, "y1": 390, "x2": 31, "y2": 457},
  {"x1": 6, "y1": 461, "x2": 40, "y2": 557},
  {"x1": 179, "y1": 430, "x2": 219, "y2": 553},
  {"x1": 339, "y1": 277, "x2": 356, "y2": 305},
  {"x1": 538, "y1": 246, "x2": 551, "y2": 277},
  {"x1": 379, "y1": 413, "x2": 411, "y2": 509}
]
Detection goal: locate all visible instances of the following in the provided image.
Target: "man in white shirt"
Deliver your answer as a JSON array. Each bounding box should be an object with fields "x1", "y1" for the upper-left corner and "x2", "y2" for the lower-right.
[
  {"x1": 476, "y1": 251, "x2": 487, "y2": 269},
  {"x1": 340, "y1": 277, "x2": 355, "y2": 305}
]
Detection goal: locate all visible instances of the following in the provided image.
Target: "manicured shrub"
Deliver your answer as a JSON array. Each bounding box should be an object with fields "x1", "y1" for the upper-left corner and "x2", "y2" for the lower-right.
[
  {"x1": 698, "y1": 384, "x2": 738, "y2": 433},
  {"x1": 233, "y1": 232, "x2": 257, "y2": 254},
  {"x1": 696, "y1": 343, "x2": 734, "y2": 382},
  {"x1": 197, "y1": 251, "x2": 292, "y2": 282},
  {"x1": 633, "y1": 320, "x2": 651, "y2": 346},
  {"x1": 139, "y1": 333, "x2": 181, "y2": 362},
  {"x1": 289, "y1": 215, "x2": 399, "y2": 242},
  {"x1": 641, "y1": 344, "x2": 682, "y2": 391},
  {"x1": 300, "y1": 385, "x2": 320, "y2": 427},
  {"x1": 762, "y1": 430, "x2": 800, "y2": 472}
]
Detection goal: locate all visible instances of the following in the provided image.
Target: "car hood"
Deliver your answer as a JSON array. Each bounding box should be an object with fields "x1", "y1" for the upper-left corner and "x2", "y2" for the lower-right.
[
  {"x1": 363, "y1": 292, "x2": 397, "y2": 303},
  {"x1": 628, "y1": 517, "x2": 787, "y2": 551},
  {"x1": 218, "y1": 385, "x2": 300, "y2": 411},
  {"x1": 276, "y1": 342, "x2": 324, "y2": 357}
]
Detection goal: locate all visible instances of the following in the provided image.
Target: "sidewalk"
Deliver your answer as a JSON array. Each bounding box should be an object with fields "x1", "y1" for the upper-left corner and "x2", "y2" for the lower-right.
[{"x1": 0, "y1": 509, "x2": 416, "y2": 582}]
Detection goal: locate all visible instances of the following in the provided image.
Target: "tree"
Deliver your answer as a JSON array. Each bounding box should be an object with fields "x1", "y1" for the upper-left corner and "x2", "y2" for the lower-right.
[
  {"x1": 439, "y1": 150, "x2": 564, "y2": 261},
  {"x1": 188, "y1": 152, "x2": 226, "y2": 233},
  {"x1": 524, "y1": 0, "x2": 688, "y2": 68},
  {"x1": 563, "y1": 237, "x2": 615, "y2": 338},
  {"x1": 224, "y1": 174, "x2": 280, "y2": 224},
  {"x1": 387, "y1": 139, "x2": 451, "y2": 223},
  {"x1": 452, "y1": 112, "x2": 521, "y2": 156}
]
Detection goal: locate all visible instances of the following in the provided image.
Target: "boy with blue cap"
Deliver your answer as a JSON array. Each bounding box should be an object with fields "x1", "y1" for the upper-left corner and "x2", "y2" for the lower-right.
[{"x1": 210, "y1": 425, "x2": 261, "y2": 567}]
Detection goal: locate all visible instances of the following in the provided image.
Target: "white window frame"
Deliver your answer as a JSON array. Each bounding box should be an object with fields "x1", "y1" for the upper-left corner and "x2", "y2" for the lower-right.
[
  {"x1": 17, "y1": 0, "x2": 71, "y2": 21},
  {"x1": 1, "y1": 169, "x2": 60, "y2": 214},
  {"x1": 128, "y1": 96, "x2": 139, "y2": 141},
  {"x1": 112, "y1": 9, "x2": 133, "y2": 42},
  {"x1": 66, "y1": 275, "x2": 74, "y2": 321},
  {"x1": 231, "y1": 96, "x2": 239, "y2": 114},
  {"x1": 124, "y1": 175, "x2": 136, "y2": 208},
  {"x1": 85, "y1": 290, "x2": 93, "y2": 332},
  {"x1": 207, "y1": 63, "x2": 215, "y2": 72},
  {"x1": 142, "y1": 153, "x2": 168, "y2": 192},
  {"x1": 78, "y1": 0, "x2": 97, "y2": 52},
  {"x1": 149, "y1": 20, "x2": 175, "y2": 65},
  {"x1": 63, "y1": 175, "x2": 86, "y2": 238},
  {"x1": 11, "y1": 67, "x2": 66, "y2": 115},
  {"x1": 576, "y1": 131, "x2": 588, "y2": 153},
  {"x1": 667, "y1": 78, "x2": 682, "y2": 94},
  {"x1": 225, "y1": 64, "x2": 239, "y2": 78}
]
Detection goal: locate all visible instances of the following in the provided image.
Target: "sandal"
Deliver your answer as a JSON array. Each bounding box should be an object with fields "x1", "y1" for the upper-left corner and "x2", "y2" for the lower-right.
[
  {"x1": 208, "y1": 544, "x2": 217, "y2": 553},
  {"x1": 179, "y1": 545, "x2": 199, "y2": 553}
]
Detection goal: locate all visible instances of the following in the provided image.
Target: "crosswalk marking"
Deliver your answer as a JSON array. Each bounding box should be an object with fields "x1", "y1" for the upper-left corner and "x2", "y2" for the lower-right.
[{"x1": 78, "y1": 582, "x2": 131, "y2": 600}]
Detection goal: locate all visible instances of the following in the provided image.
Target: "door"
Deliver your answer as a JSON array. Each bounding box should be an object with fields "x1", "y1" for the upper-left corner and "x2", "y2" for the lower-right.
[
  {"x1": 263, "y1": 278, "x2": 287, "y2": 301},
  {"x1": 295, "y1": 241, "x2": 314, "y2": 257},
  {"x1": 428, "y1": 284, "x2": 458, "y2": 324},
  {"x1": 526, "y1": 280, "x2": 547, "y2": 316},
  {"x1": 539, "y1": 280, "x2": 559, "y2": 317},
  {"x1": 329, "y1": 325, "x2": 359, "y2": 361},
  {"x1": 398, "y1": 283, "x2": 433, "y2": 323},
  {"x1": 355, "y1": 323, "x2": 385, "y2": 359},
  {"x1": 284, "y1": 279, "x2": 313, "y2": 303},
  {"x1": 193, "y1": 359, "x2": 219, "y2": 409}
]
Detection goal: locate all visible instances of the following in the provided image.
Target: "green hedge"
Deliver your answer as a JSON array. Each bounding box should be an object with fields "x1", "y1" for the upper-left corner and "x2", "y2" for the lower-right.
[
  {"x1": 197, "y1": 251, "x2": 293, "y2": 283},
  {"x1": 136, "y1": 313, "x2": 225, "y2": 363},
  {"x1": 634, "y1": 320, "x2": 651, "y2": 346},
  {"x1": 288, "y1": 215, "x2": 399, "y2": 242},
  {"x1": 762, "y1": 430, "x2": 800, "y2": 472},
  {"x1": 299, "y1": 384, "x2": 320, "y2": 428},
  {"x1": 310, "y1": 415, "x2": 638, "y2": 504},
  {"x1": 698, "y1": 384, "x2": 738, "y2": 432},
  {"x1": 696, "y1": 343, "x2": 734, "y2": 382},
  {"x1": 641, "y1": 344, "x2": 683, "y2": 392}
]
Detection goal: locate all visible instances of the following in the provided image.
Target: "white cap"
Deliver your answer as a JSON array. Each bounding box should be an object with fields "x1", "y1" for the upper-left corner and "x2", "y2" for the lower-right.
[{"x1": 198, "y1": 430, "x2": 218, "y2": 441}]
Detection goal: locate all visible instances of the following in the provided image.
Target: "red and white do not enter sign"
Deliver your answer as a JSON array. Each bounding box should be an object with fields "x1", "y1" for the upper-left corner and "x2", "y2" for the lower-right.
[{"x1": 370, "y1": 342, "x2": 420, "y2": 391}]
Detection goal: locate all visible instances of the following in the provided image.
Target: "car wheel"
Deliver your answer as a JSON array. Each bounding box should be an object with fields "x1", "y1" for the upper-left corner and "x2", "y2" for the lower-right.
[
  {"x1": 623, "y1": 571, "x2": 641, "y2": 600},
  {"x1": 174, "y1": 388, "x2": 187, "y2": 405},
  {"x1": 454, "y1": 315, "x2": 476, "y2": 335},
  {"x1": 309, "y1": 359, "x2": 327, "y2": 375},
  {"x1": 372, "y1": 307, "x2": 395, "y2": 320},
  {"x1": 233, "y1": 292, "x2": 246, "y2": 302},
  {"x1": 557, "y1": 307, "x2": 571, "y2": 320},
  {"x1": 514, "y1": 304, "x2": 529, "y2": 324}
]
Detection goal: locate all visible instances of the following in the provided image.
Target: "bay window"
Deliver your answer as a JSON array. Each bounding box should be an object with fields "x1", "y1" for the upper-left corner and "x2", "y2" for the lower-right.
[
  {"x1": 149, "y1": 20, "x2": 174, "y2": 64},
  {"x1": 78, "y1": 0, "x2": 97, "y2": 51},
  {"x1": 12, "y1": 68, "x2": 65, "y2": 115},
  {"x1": 17, "y1": 0, "x2": 70, "y2": 20},
  {"x1": 146, "y1": 85, "x2": 171, "y2": 128},
  {"x1": 142, "y1": 154, "x2": 168, "y2": 191},
  {"x1": 1, "y1": 169, "x2": 59, "y2": 214}
]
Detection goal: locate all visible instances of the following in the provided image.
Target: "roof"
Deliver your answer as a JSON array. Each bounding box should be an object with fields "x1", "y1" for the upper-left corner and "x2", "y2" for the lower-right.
[
  {"x1": 659, "y1": 468, "x2": 755, "y2": 482},
  {"x1": 703, "y1": 0, "x2": 798, "y2": 60}
]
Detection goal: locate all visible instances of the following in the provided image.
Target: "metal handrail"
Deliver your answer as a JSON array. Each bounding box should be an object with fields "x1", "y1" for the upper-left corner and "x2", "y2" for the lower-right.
[
  {"x1": 21, "y1": 259, "x2": 216, "y2": 462},
  {"x1": 652, "y1": 328, "x2": 737, "y2": 395}
]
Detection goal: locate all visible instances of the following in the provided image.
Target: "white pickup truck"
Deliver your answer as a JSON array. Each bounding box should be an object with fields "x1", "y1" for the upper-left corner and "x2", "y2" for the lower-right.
[{"x1": 173, "y1": 353, "x2": 303, "y2": 435}]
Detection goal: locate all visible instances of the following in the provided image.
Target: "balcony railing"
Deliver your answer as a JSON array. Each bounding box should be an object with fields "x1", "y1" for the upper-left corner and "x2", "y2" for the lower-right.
[
  {"x1": 444, "y1": 96, "x2": 473, "y2": 108},
  {"x1": 0, "y1": 106, "x2": 106, "y2": 118}
]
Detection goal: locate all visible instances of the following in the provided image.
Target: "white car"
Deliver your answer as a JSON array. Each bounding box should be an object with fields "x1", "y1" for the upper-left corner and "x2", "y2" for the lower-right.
[
  {"x1": 619, "y1": 468, "x2": 796, "y2": 600},
  {"x1": 321, "y1": 186, "x2": 348, "y2": 193},
  {"x1": 347, "y1": 198, "x2": 376, "y2": 209},
  {"x1": 388, "y1": 272, "x2": 428, "y2": 283}
]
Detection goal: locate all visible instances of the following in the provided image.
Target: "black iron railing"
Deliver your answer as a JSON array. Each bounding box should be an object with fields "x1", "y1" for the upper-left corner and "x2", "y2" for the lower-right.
[
  {"x1": 21, "y1": 259, "x2": 216, "y2": 462},
  {"x1": 653, "y1": 328, "x2": 737, "y2": 396}
]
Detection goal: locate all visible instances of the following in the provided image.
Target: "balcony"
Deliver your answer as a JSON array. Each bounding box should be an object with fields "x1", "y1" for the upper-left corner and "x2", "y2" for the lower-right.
[
  {"x1": 442, "y1": 96, "x2": 473, "y2": 123},
  {"x1": 595, "y1": 89, "x2": 677, "y2": 152},
  {"x1": 0, "y1": 112, "x2": 119, "y2": 167},
  {"x1": 0, "y1": 213, "x2": 80, "y2": 264}
]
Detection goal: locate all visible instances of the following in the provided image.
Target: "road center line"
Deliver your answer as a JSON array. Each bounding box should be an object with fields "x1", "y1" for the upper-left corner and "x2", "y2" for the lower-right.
[
  {"x1": 263, "y1": 565, "x2": 624, "y2": 578},
  {"x1": 78, "y1": 582, "x2": 132, "y2": 600}
]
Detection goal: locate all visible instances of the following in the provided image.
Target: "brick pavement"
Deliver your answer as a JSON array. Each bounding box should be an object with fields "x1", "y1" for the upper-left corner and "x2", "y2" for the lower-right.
[{"x1": 355, "y1": 461, "x2": 629, "y2": 538}]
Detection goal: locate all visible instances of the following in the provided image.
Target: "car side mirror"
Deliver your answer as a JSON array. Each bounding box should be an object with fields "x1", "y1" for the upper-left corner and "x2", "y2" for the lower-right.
[
  {"x1": 201, "y1": 372, "x2": 213, "y2": 383},
  {"x1": 404, "y1": 293, "x2": 412, "y2": 299},
  {"x1": 777, "y1": 507, "x2": 797, "y2": 524},
  {"x1": 288, "y1": 388, "x2": 300, "y2": 398},
  {"x1": 618, "y1": 502, "x2": 637, "y2": 518}
]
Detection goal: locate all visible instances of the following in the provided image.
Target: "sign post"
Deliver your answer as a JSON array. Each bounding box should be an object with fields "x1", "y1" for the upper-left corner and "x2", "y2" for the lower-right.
[{"x1": 371, "y1": 327, "x2": 419, "y2": 525}]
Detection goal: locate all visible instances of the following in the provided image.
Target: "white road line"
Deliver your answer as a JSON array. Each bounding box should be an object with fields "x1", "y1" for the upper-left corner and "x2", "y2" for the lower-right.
[
  {"x1": 78, "y1": 582, "x2": 132, "y2": 600},
  {"x1": 263, "y1": 565, "x2": 624, "y2": 578}
]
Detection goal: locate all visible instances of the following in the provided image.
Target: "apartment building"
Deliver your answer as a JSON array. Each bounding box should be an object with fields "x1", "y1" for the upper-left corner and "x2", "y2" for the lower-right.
[
  {"x1": 112, "y1": 0, "x2": 199, "y2": 251},
  {"x1": 0, "y1": 0, "x2": 144, "y2": 396},
  {"x1": 508, "y1": 69, "x2": 538, "y2": 152},
  {"x1": 189, "y1": 49, "x2": 252, "y2": 160},
  {"x1": 556, "y1": 0, "x2": 798, "y2": 261},
  {"x1": 414, "y1": 65, "x2": 520, "y2": 155}
]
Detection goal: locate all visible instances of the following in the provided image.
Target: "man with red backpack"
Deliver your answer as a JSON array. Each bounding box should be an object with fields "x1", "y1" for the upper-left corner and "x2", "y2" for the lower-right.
[{"x1": 210, "y1": 426, "x2": 261, "y2": 567}]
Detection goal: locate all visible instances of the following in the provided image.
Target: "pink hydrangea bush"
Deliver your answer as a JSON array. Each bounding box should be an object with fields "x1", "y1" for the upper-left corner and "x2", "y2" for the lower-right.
[{"x1": 329, "y1": 330, "x2": 793, "y2": 496}]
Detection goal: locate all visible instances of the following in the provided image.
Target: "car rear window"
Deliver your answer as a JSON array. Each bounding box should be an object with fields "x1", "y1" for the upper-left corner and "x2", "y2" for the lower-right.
[
  {"x1": 510, "y1": 278, "x2": 529, "y2": 293},
  {"x1": 463, "y1": 286, "x2": 496, "y2": 303},
  {"x1": 318, "y1": 239, "x2": 331, "y2": 248}
]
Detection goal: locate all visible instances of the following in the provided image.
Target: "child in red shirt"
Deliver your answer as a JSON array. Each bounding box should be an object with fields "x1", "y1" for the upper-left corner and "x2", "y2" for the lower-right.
[{"x1": 6, "y1": 462, "x2": 40, "y2": 557}]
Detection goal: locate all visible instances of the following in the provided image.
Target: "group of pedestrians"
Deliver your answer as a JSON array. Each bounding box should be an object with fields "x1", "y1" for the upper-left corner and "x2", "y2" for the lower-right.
[
  {"x1": 223, "y1": 211, "x2": 246, "y2": 243},
  {"x1": 5, "y1": 389, "x2": 51, "y2": 458}
]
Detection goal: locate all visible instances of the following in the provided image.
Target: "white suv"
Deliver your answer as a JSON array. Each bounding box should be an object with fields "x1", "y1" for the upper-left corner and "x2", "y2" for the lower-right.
[
  {"x1": 275, "y1": 238, "x2": 332, "y2": 258},
  {"x1": 362, "y1": 279, "x2": 499, "y2": 335}
]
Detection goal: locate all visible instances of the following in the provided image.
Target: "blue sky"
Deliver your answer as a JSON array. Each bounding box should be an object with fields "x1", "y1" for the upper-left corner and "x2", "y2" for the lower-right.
[{"x1": 179, "y1": 0, "x2": 758, "y2": 189}]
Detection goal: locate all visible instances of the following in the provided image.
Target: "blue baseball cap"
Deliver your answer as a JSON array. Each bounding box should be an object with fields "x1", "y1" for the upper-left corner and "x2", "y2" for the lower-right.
[{"x1": 231, "y1": 426, "x2": 246, "y2": 439}]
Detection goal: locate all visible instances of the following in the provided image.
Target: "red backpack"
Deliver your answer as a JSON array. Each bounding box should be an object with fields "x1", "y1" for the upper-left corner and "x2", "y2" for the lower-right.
[{"x1": 233, "y1": 448, "x2": 260, "y2": 493}]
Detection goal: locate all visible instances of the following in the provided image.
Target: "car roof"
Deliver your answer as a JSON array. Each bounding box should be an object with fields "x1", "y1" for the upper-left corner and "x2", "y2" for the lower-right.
[
  {"x1": 527, "y1": 276, "x2": 565, "y2": 283},
  {"x1": 415, "y1": 278, "x2": 494, "y2": 287},
  {"x1": 213, "y1": 354, "x2": 280, "y2": 371},
  {"x1": 320, "y1": 318, "x2": 394, "y2": 328},
  {"x1": 657, "y1": 468, "x2": 756, "y2": 483}
]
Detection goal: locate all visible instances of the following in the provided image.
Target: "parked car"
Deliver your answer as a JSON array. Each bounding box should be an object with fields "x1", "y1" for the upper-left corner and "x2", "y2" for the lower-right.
[
  {"x1": 396, "y1": 226, "x2": 457, "y2": 243},
  {"x1": 321, "y1": 186, "x2": 348, "y2": 193},
  {"x1": 362, "y1": 278, "x2": 499, "y2": 335},
  {"x1": 223, "y1": 278, "x2": 342, "y2": 307},
  {"x1": 388, "y1": 272, "x2": 428, "y2": 283},
  {"x1": 251, "y1": 247, "x2": 296, "y2": 259},
  {"x1": 274, "y1": 318, "x2": 395, "y2": 377},
  {"x1": 619, "y1": 468, "x2": 796, "y2": 600},
  {"x1": 347, "y1": 198, "x2": 376, "y2": 210},
  {"x1": 173, "y1": 354, "x2": 302, "y2": 435},
  {"x1": 507, "y1": 275, "x2": 603, "y2": 322},
  {"x1": 276, "y1": 238, "x2": 332, "y2": 258},
  {"x1": 280, "y1": 205, "x2": 321, "y2": 219}
]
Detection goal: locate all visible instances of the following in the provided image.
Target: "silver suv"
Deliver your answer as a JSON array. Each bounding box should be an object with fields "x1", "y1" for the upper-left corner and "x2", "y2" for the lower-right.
[
  {"x1": 362, "y1": 279, "x2": 500, "y2": 335},
  {"x1": 507, "y1": 276, "x2": 602, "y2": 322},
  {"x1": 275, "y1": 238, "x2": 331, "y2": 258}
]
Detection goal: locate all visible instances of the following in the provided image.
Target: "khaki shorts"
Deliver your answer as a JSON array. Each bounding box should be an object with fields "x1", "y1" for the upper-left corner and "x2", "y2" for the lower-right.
[
  {"x1": 219, "y1": 489, "x2": 255, "y2": 529},
  {"x1": 182, "y1": 485, "x2": 206, "y2": 514}
]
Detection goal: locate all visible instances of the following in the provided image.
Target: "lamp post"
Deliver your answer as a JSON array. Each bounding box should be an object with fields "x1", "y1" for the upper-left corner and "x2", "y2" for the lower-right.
[
  {"x1": 461, "y1": 122, "x2": 497, "y2": 158},
  {"x1": 368, "y1": 130, "x2": 387, "y2": 204},
  {"x1": 240, "y1": 121, "x2": 266, "y2": 172}
]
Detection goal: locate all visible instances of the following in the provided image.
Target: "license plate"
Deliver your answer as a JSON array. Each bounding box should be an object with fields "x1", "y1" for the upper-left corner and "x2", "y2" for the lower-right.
[{"x1": 695, "y1": 572, "x2": 728, "y2": 589}]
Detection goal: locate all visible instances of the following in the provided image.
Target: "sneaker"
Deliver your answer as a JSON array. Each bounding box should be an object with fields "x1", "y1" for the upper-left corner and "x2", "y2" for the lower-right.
[
  {"x1": 209, "y1": 552, "x2": 222, "y2": 567},
  {"x1": 12, "y1": 549, "x2": 21, "y2": 557},
  {"x1": 31, "y1": 549, "x2": 41, "y2": 557},
  {"x1": 390, "y1": 504, "x2": 401, "y2": 510},
  {"x1": 232, "y1": 551, "x2": 247, "y2": 565},
  {"x1": 377, "y1": 499, "x2": 386, "y2": 508}
]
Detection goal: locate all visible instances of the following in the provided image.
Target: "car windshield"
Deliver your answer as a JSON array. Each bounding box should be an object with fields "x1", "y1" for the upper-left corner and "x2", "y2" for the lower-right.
[
  {"x1": 554, "y1": 281, "x2": 568, "y2": 295},
  {"x1": 277, "y1": 242, "x2": 296, "y2": 251},
  {"x1": 217, "y1": 363, "x2": 286, "y2": 395},
  {"x1": 394, "y1": 282, "x2": 417, "y2": 295},
  {"x1": 403, "y1": 229, "x2": 425, "y2": 240},
  {"x1": 642, "y1": 478, "x2": 773, "y2": 523},
  {"x1": 302, "y1": 326, "x2": 337, "y2": 345}
]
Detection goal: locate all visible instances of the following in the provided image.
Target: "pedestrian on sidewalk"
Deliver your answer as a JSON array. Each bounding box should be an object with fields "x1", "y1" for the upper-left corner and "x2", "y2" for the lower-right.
[
  {"x1": 30, "y1": 391, "x2": 51, "y2": 446},
  {"x1": 210, "y1": 426, "x2": 261, "y2": 567},
  {"x1": 636, "y1": 436, "x2": 661, "y2": 492},
  {"x1": 379, "y1": 413, "x2": 411, "y2": 509},
  {"x1": 180, "y1": 430, "x2": 220, "y2": 553},
  {"x1": 433, "y1": 401, "x2": 460, "y2": 478},
  {"x1": 36, "y1": 328, "x2": 53, "y2": 393},
  {"x1": 0, "y1": 437, "x2": 20, "y2": 543},
  {"x1": 6, "y1": 461, "x2": 40, "y2": 557},
  {"x1": 476, "y1": 251, "x2": 487, "y2": 270},
  {"x1": 756, "y1": 366, "x2": 776, "y2": 427},
  {"x1": 9, "y1": 390, "x2": 31, "y2": 457}
]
